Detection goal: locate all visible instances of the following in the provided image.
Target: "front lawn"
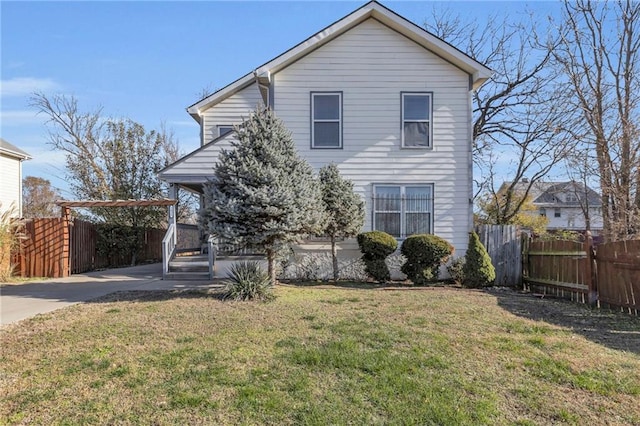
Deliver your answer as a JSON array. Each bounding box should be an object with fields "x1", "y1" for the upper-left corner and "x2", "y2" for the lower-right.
[{"x1": 1, "y1": 286, "x2": 639, "y2": 425}]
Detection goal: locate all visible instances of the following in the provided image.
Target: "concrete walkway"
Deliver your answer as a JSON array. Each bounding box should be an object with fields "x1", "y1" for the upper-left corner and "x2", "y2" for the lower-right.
[{"x1": 0, "y1": 262, "x2": 229, "y2": 326}]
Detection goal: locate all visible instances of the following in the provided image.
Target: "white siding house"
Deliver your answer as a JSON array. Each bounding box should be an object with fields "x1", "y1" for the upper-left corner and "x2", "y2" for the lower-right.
[
  {"x1": 160, "y1": 1, "x2": 491, "y2": 256},
  {"x1": 508, "y1": 180, "x2": 604, "y2": 234},
  {"x1": 0, "y1": 138, "x2": 31, "y2": 218}
]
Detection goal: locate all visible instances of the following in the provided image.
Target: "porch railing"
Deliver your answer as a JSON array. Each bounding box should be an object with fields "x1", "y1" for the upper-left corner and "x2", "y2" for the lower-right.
[
  {"x1": 207, "y1": 235, "x2": 215, "y2": 280},
  {"x1": 162, "y1": 223, "x2": 177, "y2": 280}
]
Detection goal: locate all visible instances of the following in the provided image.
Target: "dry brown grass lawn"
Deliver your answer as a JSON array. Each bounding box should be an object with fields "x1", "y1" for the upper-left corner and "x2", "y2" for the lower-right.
[{"x1": 1, "y1": 286, "x2": 639, "y2": 425}]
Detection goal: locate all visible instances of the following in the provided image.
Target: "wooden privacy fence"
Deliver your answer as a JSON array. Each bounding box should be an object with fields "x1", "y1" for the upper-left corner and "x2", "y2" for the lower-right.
[
  {"x1": 522, "y1": 237, "x2": 596, "y2": 304},
  {"x1": 69, "y1": 219, "x2": 96, "y2": 274},
  {"x1": 14, "y1": 218, "x2": 69, "y2": 278},
  {"x1": 14, "y1": 218, "x2": 167, "y2": 278},
  {"x1": 523, "y1": 235, "x2": 639, "y2": 314},
  {"x1": 476, "y1": 224, "x2": 522, "y2": 286},
  {"x1": 595, "y1": 240, "x2": 640, "y2": 313}
]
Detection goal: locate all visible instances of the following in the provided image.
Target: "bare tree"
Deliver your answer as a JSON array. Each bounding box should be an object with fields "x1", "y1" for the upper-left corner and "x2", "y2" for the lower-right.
[
  {"x1": 30, "y1": 93, "x2": 183, "y2": 264},
  {"x1": 552, "y1": 0, "x2": 640, "y2": 241},
  {"x1": 22, "y1": 176, "x2": 61, "y2": 218},
  {"x1": 425, "y1": 8, "x2": 574, "y2": 223}
]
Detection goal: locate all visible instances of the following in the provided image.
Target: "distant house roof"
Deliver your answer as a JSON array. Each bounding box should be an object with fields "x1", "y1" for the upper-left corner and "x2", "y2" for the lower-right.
[
  {"x1": 186, "y1": 0, "x2": 492, "y2": 123},
  {"x1": 503, "y1": 180, "x2": 601, "y2": 207},
  {"x1": 0, "y1": 138, "x2": 31, "y2": 160}
]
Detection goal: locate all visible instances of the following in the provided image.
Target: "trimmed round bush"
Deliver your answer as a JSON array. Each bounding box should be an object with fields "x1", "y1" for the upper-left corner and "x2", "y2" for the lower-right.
[
  {"x1": 463, "y1": 231, "x2": 496, "y2": 288},
  {"x1": 357, "y1": 231, "x2": 397, "y2": 281},
  {"x1": 400, "y1": 234, "x2": 454, "y2": 285}
]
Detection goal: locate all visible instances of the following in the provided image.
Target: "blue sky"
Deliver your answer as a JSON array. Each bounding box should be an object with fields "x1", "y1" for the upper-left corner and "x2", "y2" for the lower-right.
[{"x1": 1, "y1": 0, "x2": 561, "y2": 197}]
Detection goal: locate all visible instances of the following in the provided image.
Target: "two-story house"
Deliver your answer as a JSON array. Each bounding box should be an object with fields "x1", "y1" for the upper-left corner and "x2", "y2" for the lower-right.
[
  {"x1": 0, "y1": 138, "x2": 31, "y2": 218},
  {"x1": 160, "y1": 1, "x2": 491, "y2": 262},
  {"x1": 507, "y1": 179, "x2": 604, "y2": 234}
]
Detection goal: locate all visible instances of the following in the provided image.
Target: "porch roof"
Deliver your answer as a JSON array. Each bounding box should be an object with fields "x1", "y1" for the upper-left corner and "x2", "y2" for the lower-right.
[{"x1": 159, "y1": 132, "x2": 236, "y2": 190}]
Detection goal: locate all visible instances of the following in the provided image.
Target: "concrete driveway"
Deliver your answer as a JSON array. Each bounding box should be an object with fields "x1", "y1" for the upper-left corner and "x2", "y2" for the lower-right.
[{"x1": 0, "y1": 262, "x2": 224, "y2": 326}]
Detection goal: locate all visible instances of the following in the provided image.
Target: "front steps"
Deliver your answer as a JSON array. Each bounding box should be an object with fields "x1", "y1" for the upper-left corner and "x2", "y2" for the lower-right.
[{"x1": 166, "y1": 254, "x2": 211, "y2": 280}]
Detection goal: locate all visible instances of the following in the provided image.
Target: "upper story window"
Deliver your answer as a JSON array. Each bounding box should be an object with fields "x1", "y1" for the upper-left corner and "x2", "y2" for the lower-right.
[
  {"x1": 540, "y1": 208, "x2": 547, "y2": 217},
  {"x1": 565, "y1": 193, "x2": 578, "y2": 202},
  {"x1": 311, "y1": 92, "x2": 342, "y2": 149},
  {"x1": 217, "y1": 125, "x2": 234, "y2": 137},
  {"x1": 554, "y1": 208, "x2": 561, "y2": 218},
  {"x1": 402, "y1": 92, "x2": 432, "y2": 148}
]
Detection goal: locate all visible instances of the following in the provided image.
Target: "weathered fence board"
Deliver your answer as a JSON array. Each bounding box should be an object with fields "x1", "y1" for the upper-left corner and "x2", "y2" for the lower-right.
[
  {"x1": 596, "y1": 240, "x2": 640, "y2": 314},
  {"x1": 523, "y1": 235, "x2": 639, "y2": 314},
  {"x1": 523, "y1": 238, "x2": 594, "y2": 303},
  {"x1": 476, "y1": 225, "x2": 521, "y2": 286}
]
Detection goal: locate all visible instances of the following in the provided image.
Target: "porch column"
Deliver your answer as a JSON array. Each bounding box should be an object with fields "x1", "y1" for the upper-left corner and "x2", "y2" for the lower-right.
[{"x1": 168, "y1": 184, "x2": 178, "y2": 241}]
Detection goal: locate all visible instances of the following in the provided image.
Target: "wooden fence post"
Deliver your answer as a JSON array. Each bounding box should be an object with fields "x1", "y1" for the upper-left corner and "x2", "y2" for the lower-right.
[
  {"x1": 61, "y1": 206, "x2": 71, "y2": 277},
  {"x1": 584, "y1": 231, "x2": 597, "y2": 306},
  {"x1": 520, "y1": 232, "x2": 530, "y2": 290}
]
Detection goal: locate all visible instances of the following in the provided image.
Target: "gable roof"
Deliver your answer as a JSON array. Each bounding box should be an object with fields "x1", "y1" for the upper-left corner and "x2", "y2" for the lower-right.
[
  {"x1": 0, "y1": 138, "x2": 31, "y2": 160},
  {"x1": 505, "y1": 180, "x2": 601, "y2": 207},
  {"x1": 186, "y1": 1, "x2": 492, "y2": 123}
]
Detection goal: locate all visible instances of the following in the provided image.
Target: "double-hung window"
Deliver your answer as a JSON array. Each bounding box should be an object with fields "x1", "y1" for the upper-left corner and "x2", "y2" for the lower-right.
[
  {"x1": 373, "y1": 184, "x2": 433, "y2": 238},
  {"x1": 401, "y1": 92, "x2": 432, "y2": 148},
  {"x1": 311, "y1": 92, "x2": 342, "y2": 148}
]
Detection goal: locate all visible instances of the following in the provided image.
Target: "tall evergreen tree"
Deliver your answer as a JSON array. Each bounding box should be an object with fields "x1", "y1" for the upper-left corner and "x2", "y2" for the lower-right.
[
  {"x1": 319, "y1": 163, "x2": 365, "y2": 281},
  {"x1": 200, "y1": 106, "x2": 326, "y2": 285}
]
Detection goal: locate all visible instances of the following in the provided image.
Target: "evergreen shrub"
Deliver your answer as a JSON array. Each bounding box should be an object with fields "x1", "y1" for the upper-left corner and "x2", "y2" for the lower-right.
[
  {"x1": 224, "y1": 261, "x2": 274, "y2": 301},
  {"x1": 400, "y1": 234, "x2": 454, "y2": 285},
  {"x1": 463, "y1": 231, "x2": 496, "y2": 288},
  {"x1": 357, "y1": 231, "x2": 397, "y2": 282},
  {"x1": 447, "y1": 257, "x2": 466, "y2": 285}
]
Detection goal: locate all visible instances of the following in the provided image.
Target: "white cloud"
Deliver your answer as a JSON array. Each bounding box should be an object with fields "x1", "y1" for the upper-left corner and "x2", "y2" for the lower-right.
[
  {"x1": 0, "y1": 109, "x2": 46, "y2": 126},
  {"x1": 1, "y1": 77, "x2": 60, "y2": 97}
]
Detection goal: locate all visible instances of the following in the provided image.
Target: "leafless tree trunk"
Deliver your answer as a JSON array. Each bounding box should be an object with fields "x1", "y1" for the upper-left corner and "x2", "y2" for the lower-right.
[
  {"x1": 553, "y1": 0, "x2": 640, "y2": 241},
  {"x1": 425, "y1": 9, "x2": 574, "y2": 223}
]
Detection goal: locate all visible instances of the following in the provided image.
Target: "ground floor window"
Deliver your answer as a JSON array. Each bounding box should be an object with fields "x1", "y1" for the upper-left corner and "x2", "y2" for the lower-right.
[{"x1": 372, "y1": 184, "x2": 433, "y2": 238}]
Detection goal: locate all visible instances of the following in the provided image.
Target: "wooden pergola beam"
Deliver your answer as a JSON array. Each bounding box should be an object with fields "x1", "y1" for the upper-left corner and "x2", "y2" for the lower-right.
[{"x1": 55, "y1": 199, "x2": 177, "y2": 208}]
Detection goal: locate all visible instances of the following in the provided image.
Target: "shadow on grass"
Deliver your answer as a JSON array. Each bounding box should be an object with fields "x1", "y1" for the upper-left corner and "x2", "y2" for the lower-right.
[
  {"x1": 89, "y1": 289, "x2": 227, "y2": 304},
  {"x1": 491, "y1": 288, "x2": 640, "y2": 355},
  {"x1": 278, "y1": 280, "x2": 454, "y2": 290}
]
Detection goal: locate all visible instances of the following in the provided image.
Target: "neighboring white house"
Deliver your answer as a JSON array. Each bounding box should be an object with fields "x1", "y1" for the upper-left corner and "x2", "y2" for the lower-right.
[
  {"x1": 160, "y1": 1, "x2": 491, "y2": 256},
  {"x1": 507, "y1": 179, "x2": 604, "y2": 234},
  {"x1": 0, "y1": 138, "x2": 31, "y2": 218}
]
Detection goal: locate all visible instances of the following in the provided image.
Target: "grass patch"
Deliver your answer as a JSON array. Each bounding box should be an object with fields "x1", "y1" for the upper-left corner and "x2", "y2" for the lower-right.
[{"x1": 1, "y1": 287, "x2": 639, "y2": 424}]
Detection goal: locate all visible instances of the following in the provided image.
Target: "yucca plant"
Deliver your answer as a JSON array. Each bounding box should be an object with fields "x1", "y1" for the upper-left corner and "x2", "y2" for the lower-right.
[
  {"x1": 0, "y1": 203, "x2": 26, "y2": 282},
  {"x1": 223, "y1": 260, "x2": 274, "y2": 301}
]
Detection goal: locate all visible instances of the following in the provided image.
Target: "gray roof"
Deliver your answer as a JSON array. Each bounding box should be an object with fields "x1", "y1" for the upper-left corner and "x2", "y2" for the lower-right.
[
  {"x1": 504, "y1": 180, "x2": 601, "y2": 207},
  {"x1": 0, "y1": 138, "x2": 31, "y2": 160}
]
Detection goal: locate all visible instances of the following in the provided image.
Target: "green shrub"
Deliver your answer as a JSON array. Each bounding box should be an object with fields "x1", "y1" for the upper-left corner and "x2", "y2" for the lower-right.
[
  {"x1": 400, "y1": 234, "x2": 454, "y2": 285},
  {"x1": 463, "y1": 231, "x2": 495, "y2": 288},
  {"x1": 357, "y1": 231, "x2": 397, "y2": 282},
  {"x1": 224, "y1": 261, "x2": 274, "y2": 301},
  {"x1": 446, "y1": 257, "x2": 466, "y2": 285}
]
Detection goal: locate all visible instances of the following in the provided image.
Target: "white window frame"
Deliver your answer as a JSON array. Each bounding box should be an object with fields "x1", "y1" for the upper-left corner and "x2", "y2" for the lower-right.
[
  {"x1": 401, "y1": 92, "x2": 433, "y2": 149},
  {"x1": 217, "y1": 125, "x2": 234, "y2": 138},
  {"x1": 554, "y1": 208, "x2": 561, "y2": 218},
  {"x1": 311, "y1": 92, "x2": 342, "y2": 149},
  {"x1": 372, "y1": 184, "x2": 434, "y2": 239}
]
